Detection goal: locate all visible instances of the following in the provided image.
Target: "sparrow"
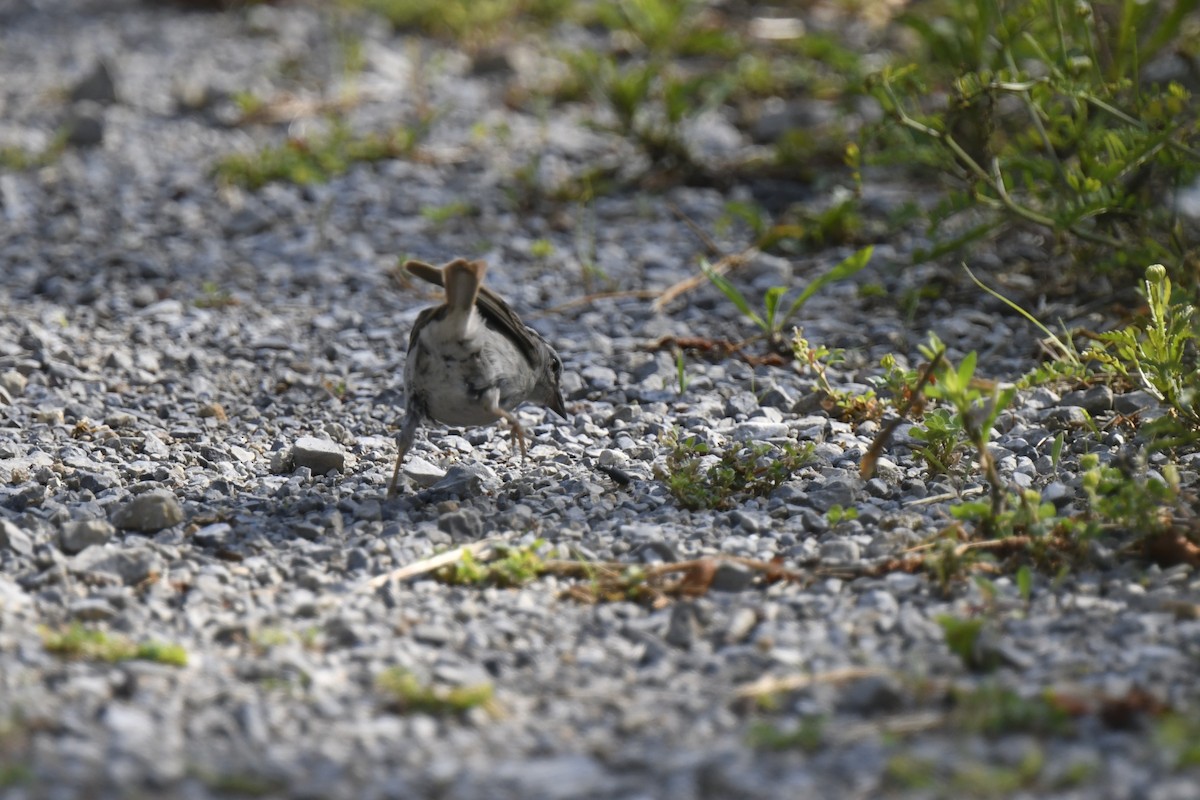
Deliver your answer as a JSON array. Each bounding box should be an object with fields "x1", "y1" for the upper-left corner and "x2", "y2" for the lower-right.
[{"x1": 389, "y1": 258, "x2": 567, "y2": 497}]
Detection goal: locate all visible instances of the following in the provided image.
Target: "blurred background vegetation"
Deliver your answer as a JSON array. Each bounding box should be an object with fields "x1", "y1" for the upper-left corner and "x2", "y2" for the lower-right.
[{"x1": 197, "y1": 0, "x2": 1200, "y2": 297}]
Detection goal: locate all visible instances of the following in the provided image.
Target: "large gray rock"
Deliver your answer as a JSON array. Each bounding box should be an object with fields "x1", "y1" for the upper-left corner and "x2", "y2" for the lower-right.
[
  {"x1": 70, "y1": 546, "x2": 163, "y2": 585},
  {"x1": 292, "y1": 437, "x2": 345, "y2": 474},
  {"x1": 0, "y1": 518, "x2": 34, "y2": 555},
  {"x1": 111, "y1": 491, "x2": 184, "y2": 533},
  {"x1": 59, "y1": 518, "x2": 116, "y2": 554}
]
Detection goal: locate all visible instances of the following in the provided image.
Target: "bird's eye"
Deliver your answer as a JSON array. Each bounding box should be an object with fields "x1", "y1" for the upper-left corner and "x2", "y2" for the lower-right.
[{"x1": 552, "y1": 355, "x2": 563, "y2": 376}]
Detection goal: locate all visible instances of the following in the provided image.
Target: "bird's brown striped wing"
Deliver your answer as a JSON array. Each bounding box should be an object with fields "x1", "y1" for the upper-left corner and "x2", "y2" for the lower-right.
[{"x1": 402, "y1": 259, "x2": 541, "y2": 365}]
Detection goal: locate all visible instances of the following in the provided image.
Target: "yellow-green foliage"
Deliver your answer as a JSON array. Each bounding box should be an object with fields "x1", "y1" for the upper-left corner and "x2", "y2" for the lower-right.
[{"x1": 42, "y1": 624, "x2": 188, "y2": 667}]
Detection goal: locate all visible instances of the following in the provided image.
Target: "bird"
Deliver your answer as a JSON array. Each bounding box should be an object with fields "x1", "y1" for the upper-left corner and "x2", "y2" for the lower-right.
[{"x1": 389, "y1": 258, "x2": 567, "y2": 497}]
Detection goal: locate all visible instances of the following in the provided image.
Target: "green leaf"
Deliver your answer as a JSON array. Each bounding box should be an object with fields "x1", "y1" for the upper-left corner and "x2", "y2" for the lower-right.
[
  {"x1": 779, "y1": 245, "x2": 873, "y2": 328},
  {"x1": 1016, "y1": 565, "x2": 1032, "y2": 603},
  {"x1": 982, "y1": 386, "x2": 1017, "y2": 433},
  {"x1": 957, "y1": 350, "x2": 978, "y2": 389},
  {"x1": 936, "y1": 614, "x2": 987, "y2": 670},
  {"x1": 763, "y1": 286, "x2": 786, "y2": 333},
  {"x1": 704, "y1": 262, "x2": 765, "y2": 330}
]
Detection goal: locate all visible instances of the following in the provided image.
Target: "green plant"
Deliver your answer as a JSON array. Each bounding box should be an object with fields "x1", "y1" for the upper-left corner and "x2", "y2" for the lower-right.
[
  {"x1": 249, "y1": 627, "x2": 293, "y2": 653},
  {"x1": 950, "y1": 684, "x2": 1074, "y2": 737},
  {"x1": 41, "y1": 624, "x2": 188, "y2": 667},
  {"x1": 563, "y1": 0, "x2": 741, "y2": 172},
  {"x1": 968, "y1": 265, "x2": 1081, "y2": 367},
  {"x1": 437, "y1": 540, "x2": 546, "y2": 588},
  {"x1": 791, "y1": 330, "x2": 845, "y2": 394},
  {"x1": 231, "y1": 90, "x2": 266, "y2": 119},
  {"x1": 376, "y1": 668, "x2": 497, "y2": 715},
  {"x1": 352, "y1": 0, "x2": 574, "y2": 44},
  {"x1": 951, "y1": 487, "x2": 1064, "y2": 541},
  {"x1": 420, "y1": 201, "x2": 475, "y2": 225},
  {"x1": 0, "y1": 765, "x2": 32, "y2": 789},
  {"x1": 1156, "y1": 712, "x2": 1200, "y2": 769},
  {"x1": 718, "y1": 200, "x2": 771, "y2": 242},
  {"x1": 910, "y1": 407, "x2": 967, "y2": 475},
  {"x1": 952, "y1": 750, "x2": 1047, "y2": 796},
  {"x1": 793, "y1": 329, "x2": 884, "y2": 422},
  {"x1": 925, "y1": 535, "x2": 980, "y2": 594},
  {"x1": 872, "y1": 352, "x2": 922, "y2": 401},
  {"x1": 0, "y1": 127, "x2": 70, "y2": 171},
  {"x1": 214, "y1": 118, "x2": 425, "y2": 189},
  {"x1": 937, "y1": 614, "x2": 995, "y2": 671},
  {"x1": 1077, "y1": 452, "x2": 1179, "y2": 538},
  {"x1": 529, "y1": 238, "x2": 555, "y2": 259},
  {"x1": 1090, "y1": 264, "x2": 1200, "y2": 442},
  {"x1": 655, "y1": 431, "x2": 814, "y2": 510},
  {"x1": 675, "y1": 349, "x2": 689, "y2": 395},
  {"x1": 767, "y1": 196, "x2": 866, "y2": 252},
  {"x1": 747, "y1": 716, "x2": 826, "y2": 751},
  {"x1": 868, "y1": 0, "x2": 1200, "y2": 274},
  {"x1": 198, "y1": 771, "x2": 286, "y2": 797},
  {"x1": 921, "y1": 336, "x2": 1017, "y2": 533},
  {"x1": 883, "y1": 755, "x2": 938, "y2": 790},
  {"x1": 195, "y1": 281, "x2": 237, "y2": 309},
  {"x1": 825, "y1": 504, "x2": 858, "y2": 525},
  {"x1": 1016, "y1": 564, "x2": 1033, "y2": 604},
  {"x1": 708, "y1": 245, "x2": 873, "y2": 352}
]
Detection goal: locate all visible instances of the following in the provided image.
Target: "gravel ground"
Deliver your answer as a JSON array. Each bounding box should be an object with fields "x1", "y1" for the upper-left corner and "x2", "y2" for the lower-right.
[{"x1": 2, "y1": 2, "x2": 1200, "y2": 799}]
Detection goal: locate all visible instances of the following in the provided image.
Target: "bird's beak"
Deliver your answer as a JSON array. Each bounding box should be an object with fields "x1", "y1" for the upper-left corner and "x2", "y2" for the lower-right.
[{"x1": 548, "y1": 389, "x2": 568, "y2": 420}]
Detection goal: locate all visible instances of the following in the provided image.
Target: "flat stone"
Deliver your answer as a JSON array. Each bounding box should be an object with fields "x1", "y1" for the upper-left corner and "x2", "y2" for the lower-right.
[
  {"x1": 290, "y1": 522, "x2": 321, "y2": 541},
  {"x1": 111, "y1": 490, "x2": 184, "y2": 533},
  {"x1": 0, "y1": 519, "x2": 34, "y2": 555},
  {"x1": 438, "y1": 508, "x2": 484, "y2": 538},
  {"x1": 1041, "y1": 406, "x2": 1090, "y2": 429},
  {"x1": 1042, "y1": 481, "x2": 1074, "y2": 506},
  {"x1": 724, "y1": 607, "x2": 759, "y2": 643},
  {"x1": 837, "y1": 674, "x2": 904, "y2": 715},
  {"x1": 76, "y1": 470, "x2": 121, "y2": 494},
  {"x1": 724, "y1": 392, "x2": 759, "y2": 418},
  {"x1": 819, "y1": 538, "x2": 860, "y2": 563},
  {"x1": 70, "y1": 546, "x2": 163, "y2": 585},
  {"x1": 0, "y1": 370, "x2": 27, "y2": 397},
  {"x1": 424, "y1": 464, "x2": 494, "y2": 499},
  {"x1": 665, "y1": 602, "x2": 698, "y2": 649},
  {"x1": 69, "y1": 598, "x2": 118, "y2": 621},
  {"x1": 70, "y1": 60, "x2": 117, "y2": 104},
  {"x1": 193, "y1": 523, "x2": 233, "y2": 547},
  {"x1": 710, "y1": 561, "x2": 755, "y2": 592},
  {"x1": 1114, "y1": 390, "x2": 1161, "y2": 414},
  {"x1": 35, "y1": 408, "x2": 65, "y2": 425},
  {"x1": 66, "y1": 106, "x2": 105, "y2": 147},
  {"x1": 293, "y1": 437, "x2": 344, "y2": 474},
  {"x1": 759, "y1": 386, "x2": 795, "y2": 411},
  {"x1": 403, "y1": 456, "x2": 445, "y2": 488},
  {"x1": 732, "y1": 421, "x2": 790, "y2": 441},
  {"x1": 270, "y1": 447, "x2": 294, "y2": 474},
  {"x1": 580, "y1": 364, "x2": 618, "y2": 390},
  {"x1": 412, "y1": 624, "x2": 452, "y2": 645},
  {"x1": 491, "y1": 755, "x2": 615, "y2": 800},
  {"x1": 1060, "y1": 384, "x2": 1114, "y2": 415},
  {"x1": 141, "y1": 434, "x2": 170, "y2": 458},
  {"x1": 59, "y1": 518, "x2": 116, "y2": 554},
  {"x1": 806, "y1": 479, "x2": 861, "y2": 512},
  {"x1": 0, "y1": 574, "x2": 29, "y2": 612},
  {"x1": 728, "y1": 510, "x2": 762, "y2": 533}
]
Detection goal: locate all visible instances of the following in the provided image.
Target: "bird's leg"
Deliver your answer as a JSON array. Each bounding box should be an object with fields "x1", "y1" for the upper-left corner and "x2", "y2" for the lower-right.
[
  {"x1": 483, "y1": 388, "x2": 527, "y2": 459},
  {"x1": 388, "y1": 409, "x2": 423, "y2": 498}
]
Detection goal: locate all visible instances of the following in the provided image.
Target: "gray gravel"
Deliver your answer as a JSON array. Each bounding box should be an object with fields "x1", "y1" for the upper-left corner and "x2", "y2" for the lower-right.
[{"x1": 2, "y1": 2, "x2": 1200, "y2": 799}]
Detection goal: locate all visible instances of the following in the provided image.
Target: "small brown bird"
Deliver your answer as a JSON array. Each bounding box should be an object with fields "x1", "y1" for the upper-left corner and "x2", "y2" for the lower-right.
[{"x1": 389, "y1": 258, "x2": 567, "y2": 497}]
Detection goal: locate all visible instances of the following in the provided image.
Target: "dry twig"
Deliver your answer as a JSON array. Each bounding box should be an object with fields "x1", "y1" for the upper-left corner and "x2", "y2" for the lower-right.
[{"x1": 355, "y1": 538, "x2": 504, "y2": 593}]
